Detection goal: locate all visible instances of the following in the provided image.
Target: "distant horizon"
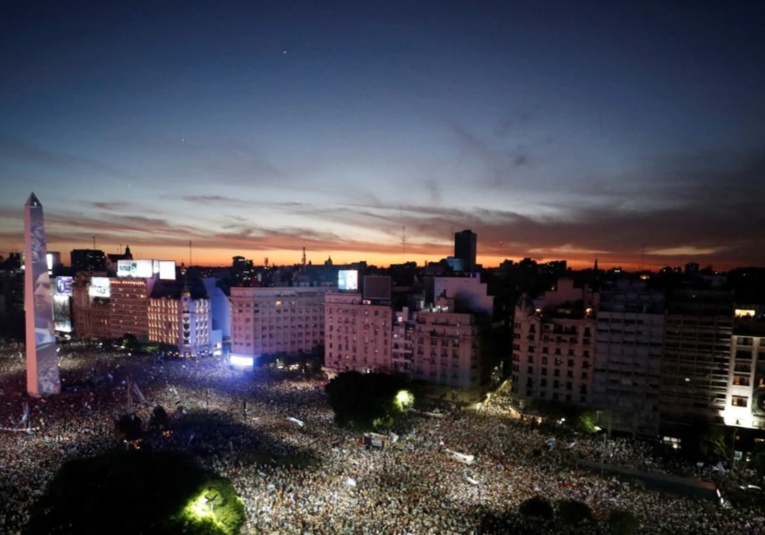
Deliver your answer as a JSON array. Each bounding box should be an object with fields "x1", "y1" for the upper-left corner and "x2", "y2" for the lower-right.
[
  {"x1": 3, "y1": 238, "x2": 758, "y2": 274},
  {"x1": 3, "y1": 4, "x2": 764, "y2": 275}
]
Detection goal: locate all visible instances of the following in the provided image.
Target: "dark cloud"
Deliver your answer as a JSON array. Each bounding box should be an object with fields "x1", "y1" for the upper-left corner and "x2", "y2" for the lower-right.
[{"x1": 0, "y1": 136, "x2": 131, "y2": 181}]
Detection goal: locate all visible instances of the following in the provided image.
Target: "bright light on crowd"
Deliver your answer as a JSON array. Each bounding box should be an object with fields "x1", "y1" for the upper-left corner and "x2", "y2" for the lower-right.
[{"x1": 394, "y1": 390, "x2": 414, "y2": 411}]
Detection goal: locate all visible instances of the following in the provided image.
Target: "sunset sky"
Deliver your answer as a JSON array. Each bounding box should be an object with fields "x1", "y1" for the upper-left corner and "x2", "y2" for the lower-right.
[{"x1": 1, "y1": 1, "x2": 764, "y2": 271}]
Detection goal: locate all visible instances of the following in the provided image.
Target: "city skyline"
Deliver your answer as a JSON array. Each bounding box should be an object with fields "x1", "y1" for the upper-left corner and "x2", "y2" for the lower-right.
[{"x1": 2, "y1": 2, "x2": 765, "y2": 271}]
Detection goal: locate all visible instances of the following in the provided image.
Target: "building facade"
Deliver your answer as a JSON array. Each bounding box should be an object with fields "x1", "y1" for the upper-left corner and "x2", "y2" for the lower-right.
[
  {"x1": 324, "y1": 292, "x2": 392, "y2": 375},
  {"x1": 592, "y1": 280, "x2": 665, "y2": 436},
  {"x1": 231, "y1": 287, "x2": 328, "y2": 360},
  {"x1": 659, "y1": 290, "x2": 733, "y2": 430},
  {"x1": 510, "y1": 279, "x2": 597, "y2": 411}
]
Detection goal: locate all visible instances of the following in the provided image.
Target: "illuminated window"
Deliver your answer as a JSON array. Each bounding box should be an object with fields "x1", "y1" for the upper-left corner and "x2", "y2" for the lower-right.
[{"x1": 732, "y1": 396, "x2": 748, "y2": 407}]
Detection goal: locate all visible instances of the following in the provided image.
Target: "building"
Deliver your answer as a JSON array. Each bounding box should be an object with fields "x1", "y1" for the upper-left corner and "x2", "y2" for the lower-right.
[
  {"x1": 426, "y1": 275, "x2": 493, "y2": 315},
  {"x1": 70, "y1": 249, "x2": 107, "y2": 273},
  {"x1": 723, "y1": 306, "x2": 765, "y2": 430},
  {"x1": 231, "y1": 287, "x2": 329, "y2": 362},
  {"x1": 454, "y1": 229, "x2": 477, "y2": 273},
  {"x1": 659, "y1": 290, "x2": 733, "y2": 432},
  {"x1": 510, "y1": 279, "x2": 597, "y2": 411},
  {"x1": 411, "y1": 297, "x2": 486, "y2": 390},
  {"x1": 106, "y1": 245, "x2": 133, "y2": 275},
  {"x1": 392, "y1": 307, "x2": 415, "y2": 376},
  {"x1": 108, "y1": 277, "x2": 156, "y2": 340},
  {"x1": 71, "y1": 274, "x2": 111, "y2": 340},
  {"x1": 324, "y1": 292, "x2": 392, "y2": 376},
  {"x1": 591, "y1": 280, "x2": 665, "y2": 436},
  {"x1": 148, "y1": 280, "x2": 211, "y2": 358}
]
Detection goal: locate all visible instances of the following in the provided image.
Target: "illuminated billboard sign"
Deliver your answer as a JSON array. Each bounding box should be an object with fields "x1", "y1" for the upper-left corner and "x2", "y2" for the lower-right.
[
  {"x1": 159, "y1": 260, "x2": 176, "y2": 280},
  {"x1": 89, "y1": 277, "x2": 111, "y2": 298},
  {"x1": 55, "y1": 276, "x2": 73, "y2": 296},
  {"x1": 338, "y1": 270, "x2": 358, "y2": 291},
  {"x1": 117, "y1": 259, "x2": 153, "y2": 278},
  {"x1": 53, "y1": 294, "x2": 72, "y2": 333}
]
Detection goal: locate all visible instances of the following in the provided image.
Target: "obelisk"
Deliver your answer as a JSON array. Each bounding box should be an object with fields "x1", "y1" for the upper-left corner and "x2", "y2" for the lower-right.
[{"x1": 24, "y1": 193, "x2": 60, "y2": 396}]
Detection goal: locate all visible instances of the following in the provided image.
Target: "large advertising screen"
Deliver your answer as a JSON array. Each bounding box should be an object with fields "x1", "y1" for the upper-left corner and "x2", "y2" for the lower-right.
[
  {"x1": 55, "y1": 276, "x2": 73, "y2": 296},
  {"x1": 89, "y1": 277, "x2": 111, "y2": 298},
  {"x1": 338, "y1": 269, "x2": 359, "y2": 291},
  {"x1": 159, "y1": 260, "x2": 176, "y2": 280},
  {"x1": 117, "y1": 259, "x2": 153, "y2": 278},
  {"x1": 53, "y1": 294, "x2": 72, "y2": 333}
]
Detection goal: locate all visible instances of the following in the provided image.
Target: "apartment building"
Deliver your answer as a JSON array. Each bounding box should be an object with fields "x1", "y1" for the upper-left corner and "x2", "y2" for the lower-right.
[
  {"x1": 592, "y1": 280, "x2": 665, "y2": 436},
  {"x1": 510, "y1": 279, "x2": 597, "y2": 411},
  {"x1": 148, "y1": 281, "x2": 211, "y2": 358},
  {"x1": 411, "y1": 297, "x2": 485, "y2": 389},
  {"x1": 659, "y1": 290, "x2": 733, "y2": 430},
  {"x1": 230, "y1": 287, "x2": 328, "y2": 360},
  {"x1": 324, "y1": 292, "x2": 392, "y2": 376}
]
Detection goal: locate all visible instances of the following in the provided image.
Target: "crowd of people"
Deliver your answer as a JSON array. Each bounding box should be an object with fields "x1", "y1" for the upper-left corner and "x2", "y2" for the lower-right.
[{"x1": 1, "y1": 342, "x2": 764, "y2": 534}]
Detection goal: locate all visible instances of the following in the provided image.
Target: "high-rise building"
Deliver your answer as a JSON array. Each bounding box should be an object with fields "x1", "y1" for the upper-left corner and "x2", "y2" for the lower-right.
[
  {"x1": 231, "y1": 287, "x2": 329, "y2": 361},
  {"x1": 71, "y1": 249, "x2": 107, "y2": 273},
  {"x1": 659, "y1": 290, "x2": 733, "y2": 432},
  {"x1": 324, "y1": 292, "x2": 392, "y2": 375},
  {"x1": 510, "y1": 279, "x2": 597, "y2": 411},
  {"x1": 592, "y1": 280, "x2": 665, "y2": 436},
  {"x1": 723, "y1": 306, "x2": 765, "y2": 430},
  {"x1": 454, "y1": 229, "x2": 477, "y2": 273},
  {"x1": 148, "y1": 280, "x2": 211, "y2": 358},
  {"x1": 411, "y1": 301, "x2": 485, "y2": 390},
  {"x1": 109, "y1": 278, "x2": 156, "y2": 339}
]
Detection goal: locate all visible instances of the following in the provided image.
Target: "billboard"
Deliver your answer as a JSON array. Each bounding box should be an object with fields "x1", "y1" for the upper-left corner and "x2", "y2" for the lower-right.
[
  {"x1": 117, "y1": 259, "x2": 153, "y2": 278},
  {"x1": 89, "y1": 277, "x2": 111, "y2": 298},
  {"x1": 159, "y1": 260, "x2": 176, "y2": 280},
  {"x1": 53, "y1": 294, "x2": 73, "y2": 333},
  {"x1": 55, "y1": 276, "x2": 73, "y2": 296},
  {"x1": 338, "y1": 270, "x2": 359, "y2": 291}
]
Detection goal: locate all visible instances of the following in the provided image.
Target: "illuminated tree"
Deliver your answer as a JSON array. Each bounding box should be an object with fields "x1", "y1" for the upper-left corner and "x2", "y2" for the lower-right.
[
  {"x1": 24, "y1": 450, "x2": 244, "y2": 535},
  {"x1": 325, "y1": 372, "x2": 412, "y2": 429}
]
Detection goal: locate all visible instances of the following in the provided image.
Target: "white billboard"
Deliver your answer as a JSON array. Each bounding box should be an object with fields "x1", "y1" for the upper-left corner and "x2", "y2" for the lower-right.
[
  {"x1": 117, "y1": 259, "x2": 153, "y2": 278},
  {"x1": 89, "y1": 277, "x2": 111, "y2": 298},
  {"x1": 159, "y1": 260, "x2": 176, "y2": 280},
  {"x1": 338, "y1": 270, "x2": 358, "y2": 291}
]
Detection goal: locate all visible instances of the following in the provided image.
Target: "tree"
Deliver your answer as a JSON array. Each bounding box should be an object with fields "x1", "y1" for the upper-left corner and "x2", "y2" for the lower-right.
[
  {"x1": 24, "y1": 450, "x2": 244, "y2": 535},
  {"x1": 325, "y1": 372, "x2": 411, "y2": 430},
  {"x1": 519, "y1": 496, "x2": 554, "y2": 521},
  {"x1": 607, "y1": 509, "x2": 639, "y2": 535},
  {"x1": 556, "y1": 499, "x2": 593, "y2": 526}
]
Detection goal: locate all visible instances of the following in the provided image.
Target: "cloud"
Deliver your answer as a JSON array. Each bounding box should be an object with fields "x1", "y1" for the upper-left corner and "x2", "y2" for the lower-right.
[{"x1": 0, "y1": 136, "x2": 132, "y2": 182}]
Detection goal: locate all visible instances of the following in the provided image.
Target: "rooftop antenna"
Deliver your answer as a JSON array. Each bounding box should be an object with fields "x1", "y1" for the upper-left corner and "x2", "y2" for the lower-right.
[
  {"x1": 402, "y1": 226, "x2": 406, "y2": 255},
  {"x1": 302, "y1": 246, "x2": 307, "y2": 269},
  {"x1": 92, "y1": 235, "x2": 96, "y2": 249}
]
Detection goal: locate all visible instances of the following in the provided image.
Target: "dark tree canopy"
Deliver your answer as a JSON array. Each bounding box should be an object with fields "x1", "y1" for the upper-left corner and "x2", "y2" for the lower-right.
[
  {"x1": 518, "y1": 496, "x2": 554, "y2": 521},
  {"x1": 325, "y1": 371, "x2": 410, "y2": 430},
  {"x1": 556, "y1": 499, "x2": 594, "y2": 526},
  {"x1": 24, "y1": 450, "x2": 244, "y2": 535}
]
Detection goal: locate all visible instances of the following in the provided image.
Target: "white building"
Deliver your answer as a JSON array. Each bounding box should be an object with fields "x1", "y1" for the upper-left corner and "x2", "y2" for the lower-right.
[{"x1": 230, "y1": 287, "x2": 329, "y2": 361}]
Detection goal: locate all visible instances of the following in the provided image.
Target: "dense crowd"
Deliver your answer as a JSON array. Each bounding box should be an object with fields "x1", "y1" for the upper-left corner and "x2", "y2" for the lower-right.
[{"x1": 1, "y1": 342, "x2": 764, "y2": 534}]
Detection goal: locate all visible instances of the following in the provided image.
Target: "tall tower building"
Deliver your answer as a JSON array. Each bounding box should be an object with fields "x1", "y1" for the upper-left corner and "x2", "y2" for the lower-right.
[
  {"x1": 454, "y1": 229, "x2": 477, "y2": 273},
  {"x1": 659, "y1": 290, "x2": 733, "y2": 432},
  {"x1": 24, "y1": 193, "x2": 60, "y2": 396}
]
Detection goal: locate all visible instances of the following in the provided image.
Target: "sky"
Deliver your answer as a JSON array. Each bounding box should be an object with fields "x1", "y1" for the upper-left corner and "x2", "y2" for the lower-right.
[{"x1": 1, "y1": 1, "x2": 764, "y2": 271}]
